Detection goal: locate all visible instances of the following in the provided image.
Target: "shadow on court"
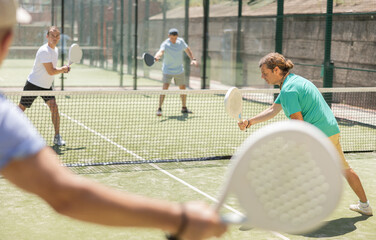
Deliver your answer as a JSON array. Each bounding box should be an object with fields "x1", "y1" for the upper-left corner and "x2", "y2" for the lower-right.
[
  {"x1": 51, "y1": 145, "x2": 86, "y2": 155},
  {"x1": 302, "y1": 215, "x2": 371, "y2": 238},
  {"x1": 159, "y1": 114, "x2": 196, "y2": 122}
]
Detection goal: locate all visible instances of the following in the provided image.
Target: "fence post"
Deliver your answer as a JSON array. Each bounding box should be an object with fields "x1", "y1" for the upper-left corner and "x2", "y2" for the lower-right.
[
  {"x1": 323, "y1": 0, "x2": 334, "y2": 107},
  {"x1": 184, "y1": 0, "x2": 190, "y2": 87},
  {"x1": 201, "y1": 0, "x2": 209, "y2": 89},
  {"x1": 235, "y1": 0, "x2": 243, "y2": 87},
  {"x1": 133, "y1": 0, "x2": 138, "y2": 90}
]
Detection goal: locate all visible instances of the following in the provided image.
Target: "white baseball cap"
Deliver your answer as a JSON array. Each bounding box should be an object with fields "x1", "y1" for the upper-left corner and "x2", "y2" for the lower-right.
[{"x1": 0, "y1": 0, "x2": 31, "y2": 28}]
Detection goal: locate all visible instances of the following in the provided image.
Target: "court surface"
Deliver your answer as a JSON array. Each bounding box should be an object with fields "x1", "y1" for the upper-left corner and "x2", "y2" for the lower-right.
[{"x1": 0, "y1": 152, "x2": 375, "y2": 239}]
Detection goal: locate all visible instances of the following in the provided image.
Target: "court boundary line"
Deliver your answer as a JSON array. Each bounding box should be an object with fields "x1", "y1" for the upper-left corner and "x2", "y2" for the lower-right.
[{"x1": 61, "y1": 112, "x2": 290, "y2": 240}]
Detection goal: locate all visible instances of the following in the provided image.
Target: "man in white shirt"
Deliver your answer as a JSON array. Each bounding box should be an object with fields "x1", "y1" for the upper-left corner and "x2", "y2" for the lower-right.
[
  {"x1": 0, "y1": 1, "x2": 226, "y2": 239},
  {"x1": 19, "y1": 26, "x2": 69, "y2": 146}
]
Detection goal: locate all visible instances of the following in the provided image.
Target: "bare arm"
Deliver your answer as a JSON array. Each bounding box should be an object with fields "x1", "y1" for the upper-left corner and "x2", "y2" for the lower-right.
[
  {"x1": 43, "y1": 62, "x2": 69, "y2": 75},
  {"x1": 154, "y1": 50, "x2": 164, "y2": 62},
  {"x1": 0, "y1": 147, "x2": 226, "y2": 240},
  {"x1": 238, "y1": 103, "x2": 283, "y2": 130},
  {"x1": 184, "y1": 47, "x2": 198, "y2": 66}
]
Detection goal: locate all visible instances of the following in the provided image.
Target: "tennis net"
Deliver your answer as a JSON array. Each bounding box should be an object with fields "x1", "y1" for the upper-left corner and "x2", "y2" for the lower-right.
[{"x1": 3, "y1": 88, "x2": 376, "y2": 168}]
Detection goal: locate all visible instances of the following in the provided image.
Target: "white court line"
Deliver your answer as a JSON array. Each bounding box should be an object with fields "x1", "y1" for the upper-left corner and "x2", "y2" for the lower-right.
[
  {"x1": 61, "y1": 112, "x2": 290, "y2": 240},
  {"x1": 61, "y1": 113, "x2": 240, "y2": 214}
]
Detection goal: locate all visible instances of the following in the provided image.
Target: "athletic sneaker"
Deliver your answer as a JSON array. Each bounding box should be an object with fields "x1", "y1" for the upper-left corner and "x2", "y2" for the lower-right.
[
  {"x1": 156, "y1": 108, "x2": 162, "y2": 116},
  {"x1": 181, "y1": 107, "x2": 192, "y2": 114},
  {"x1": 53, "y1": 134, "x2": 66, "y2": 146},
  {"x1": 349, "y1": 201, "x2": 373, "y2": 216}
]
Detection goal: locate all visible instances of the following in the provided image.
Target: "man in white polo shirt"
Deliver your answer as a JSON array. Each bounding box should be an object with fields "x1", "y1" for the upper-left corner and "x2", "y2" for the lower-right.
[
  {"x1": 19, "y1": 26, "x2": 69, "y2": 146},
  {"x1": 154, "y1": 28, "x2": 198, "y2": 116}
]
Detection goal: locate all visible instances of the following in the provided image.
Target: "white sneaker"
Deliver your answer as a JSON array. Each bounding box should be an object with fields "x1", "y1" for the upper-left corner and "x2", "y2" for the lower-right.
[
  {"x1": 349, "y1": 201, "x2": 373, "y2": 216},
  {"x1": 53, "y1": 134, "x2": 66, "y2": 146},
  {"x1": 156, "y1": 108, "x2": 162, "y2": 116}
]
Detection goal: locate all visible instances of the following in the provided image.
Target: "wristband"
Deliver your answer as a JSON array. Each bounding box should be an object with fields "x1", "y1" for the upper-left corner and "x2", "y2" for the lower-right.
[
  {"x1": 166, "y1": 204, "x2": 188, "y2": 240},
  {"x1": 246, "y1": 119, "x2": 252, "y2": 128}
]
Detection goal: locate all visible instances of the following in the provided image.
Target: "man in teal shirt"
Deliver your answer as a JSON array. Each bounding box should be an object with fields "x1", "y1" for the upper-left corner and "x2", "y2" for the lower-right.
[
  {"x1": 154, "y1": 28, "x2": 198, "y2": 116},
  {"x1": 238, "y1": 52, "x2": 372, "y2": 216}
]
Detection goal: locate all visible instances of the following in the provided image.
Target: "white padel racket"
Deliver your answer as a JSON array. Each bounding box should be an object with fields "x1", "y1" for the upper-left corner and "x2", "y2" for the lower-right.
[
  {"x1": 68, "y1": 43, "x2": 83, "y2": 66},
  {"x1": 224, "y1": 87, "x2": 243, "y2": 122},
  {"x1": 167, "y1": 120, "x2": 343, "y2": 239}
]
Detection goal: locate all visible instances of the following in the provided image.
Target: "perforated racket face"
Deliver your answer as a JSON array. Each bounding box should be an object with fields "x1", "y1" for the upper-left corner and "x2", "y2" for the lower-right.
[
  {"x1": 223, "y1": 121, "x2": 343, "y2": 234},
  {"x1": 224, "y1": 87, "x2": 243, "y2": 121},
  {"x1": 143, "y1": 53, "x2": 155, "y2": 66},
  {"x1": 69, "y1": 44, "x2": 83, "y2": 64}
]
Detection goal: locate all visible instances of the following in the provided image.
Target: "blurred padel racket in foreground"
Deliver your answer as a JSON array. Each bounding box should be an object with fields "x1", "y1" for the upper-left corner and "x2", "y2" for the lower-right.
[
  {"x1": 224, "y1": 87, "x2": 243, "y2": 122},
  {"x1": 68, "y1": 43, "x2": 83, "y2": 66},
  {"x1": 143, "y1": 53, "x2": 155, "y2": 67},
  {"x1": 167, "y1": 120, "x2": 343, "y2": 239}
]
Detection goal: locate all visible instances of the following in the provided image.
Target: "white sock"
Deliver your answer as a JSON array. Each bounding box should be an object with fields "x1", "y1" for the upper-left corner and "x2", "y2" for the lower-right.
[{"x1": 360, "y1": 201, "x2": 369, "y2": 208}]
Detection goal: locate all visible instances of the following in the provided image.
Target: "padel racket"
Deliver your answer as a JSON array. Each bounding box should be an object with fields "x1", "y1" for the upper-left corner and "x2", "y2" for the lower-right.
[
  {"x1": 224, "y1": 87, "x2": 243, "y2": 122},
  {"x1": 143, "y1": 53, "x2": 155, "y2": 67},
  {"x1": 68, "y1": 43, "x2": 83, "y2": 66},
  {"x1": 167, "y1": 120, "x2": 343, "y2": 239}
]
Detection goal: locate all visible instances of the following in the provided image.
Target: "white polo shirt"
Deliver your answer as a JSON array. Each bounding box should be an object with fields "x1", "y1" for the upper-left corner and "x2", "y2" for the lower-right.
[{"x1": 27, "y1": 43, "x2": 59, "y2": 89}]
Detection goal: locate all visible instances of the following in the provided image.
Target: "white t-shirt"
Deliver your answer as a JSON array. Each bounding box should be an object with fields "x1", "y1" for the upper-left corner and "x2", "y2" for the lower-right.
[
  {"x1": 27, "y1": 43, "x2": 59, "y2": 89},
  {"x1": 0, "y1": 95, "x2": 46, "y2": 169},
  {"x1": 160, "y1": 38, "x2": 188, "y2": 75}
]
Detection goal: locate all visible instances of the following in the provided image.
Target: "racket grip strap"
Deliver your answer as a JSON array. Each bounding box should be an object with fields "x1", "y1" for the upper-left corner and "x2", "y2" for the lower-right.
[{"x1": 165, "y1": 204, "x2": 187, "y2": 240}]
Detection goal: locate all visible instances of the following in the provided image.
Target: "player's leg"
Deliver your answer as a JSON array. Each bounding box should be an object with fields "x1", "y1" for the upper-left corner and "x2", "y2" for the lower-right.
[
  {"x1": 45, "y1": 97, "x2": 65, "y2": 146},
  {"x1": 178, "y1": 84, "x2": 187, "y2": 108},
  {"x1": 159, "y1": 82, "x2": 170, "y2": 108},
  {"x1": 175, "y1": 73, "x2": 192, "y2": 114},
  {"x1": 157, "y1": 74, "x2": 172, "y2": 116},
  {"x1": 19, "y1": 81, "x2": 38, "y2": 111},
  {"x1": 329, "y1": 134, "x2": 372, "y2": 215}
]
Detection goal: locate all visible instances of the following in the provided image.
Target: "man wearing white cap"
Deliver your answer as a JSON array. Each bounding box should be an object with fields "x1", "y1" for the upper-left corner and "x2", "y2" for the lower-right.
[
  {"x1": 154, "y1": 28, "x2": 198, "y2": 116},
  {"x1": 0, "y1": 1, "x2": 227, "y2": 239}
]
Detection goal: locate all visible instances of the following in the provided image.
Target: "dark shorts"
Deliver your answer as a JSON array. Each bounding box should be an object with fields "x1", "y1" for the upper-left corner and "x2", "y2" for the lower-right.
[{"x1": 19, "y1": 81, "x2": 55, "y2": 108}]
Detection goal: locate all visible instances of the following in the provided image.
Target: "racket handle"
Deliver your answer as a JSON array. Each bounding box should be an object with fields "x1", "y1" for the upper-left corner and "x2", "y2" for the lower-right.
[{"x1": 220, "y1": 213, "x2": 247, "y2": 224}]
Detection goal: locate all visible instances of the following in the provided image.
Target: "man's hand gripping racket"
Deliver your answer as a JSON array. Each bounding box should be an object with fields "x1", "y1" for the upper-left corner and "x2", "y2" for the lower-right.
[{"x1": 167, "y1": 120, "x2": 343, "y2": 239}]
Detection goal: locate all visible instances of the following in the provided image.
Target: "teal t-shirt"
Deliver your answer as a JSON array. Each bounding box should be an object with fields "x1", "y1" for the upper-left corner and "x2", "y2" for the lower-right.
[
  {"x1": 275, "y1": 74, "x2": 340, "y2": 137},
  {"x1": 160, "y1": 37, "x2": 188, "y2": 75}
]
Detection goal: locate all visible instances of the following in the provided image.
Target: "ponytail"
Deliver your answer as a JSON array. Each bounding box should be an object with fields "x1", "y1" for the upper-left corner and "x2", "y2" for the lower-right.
[{"x1": 259, "y1": 52, "x2": 294, "y2": 74}]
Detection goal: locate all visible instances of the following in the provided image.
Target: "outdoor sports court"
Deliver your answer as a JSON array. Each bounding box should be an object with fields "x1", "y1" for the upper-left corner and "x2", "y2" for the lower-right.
[{"x1": 1, "y1": 0, "x2": 376, "y2": 239}]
